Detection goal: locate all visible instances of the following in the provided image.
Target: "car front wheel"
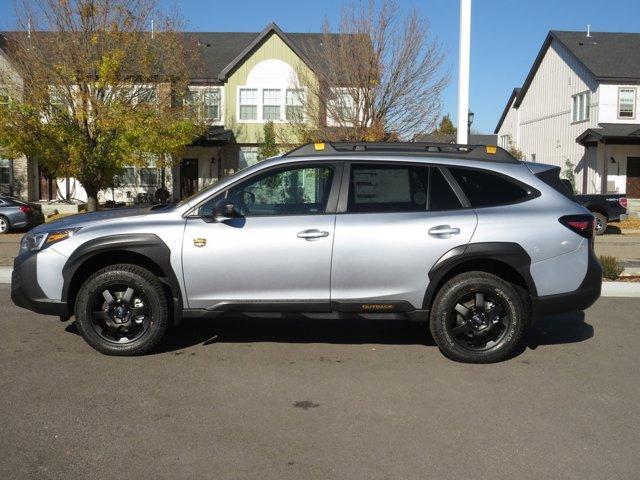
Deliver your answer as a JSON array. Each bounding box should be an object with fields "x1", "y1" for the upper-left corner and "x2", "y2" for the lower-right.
[
  {"x1": 74, "y1": 264, "x2": 169, "y2": 355},
  {"x1": 429, "y1": 272, "x2": 528, "y2": 363}
]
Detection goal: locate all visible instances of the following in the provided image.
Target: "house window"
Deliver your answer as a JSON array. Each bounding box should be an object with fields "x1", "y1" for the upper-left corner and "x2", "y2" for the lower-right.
[
  {"x1": 499, "y1": 135, "x2": 510, "y2": 149},
  {"x1": 239, "y1": 147, "x2": 259, "y2": 169},
  {"x1": 203, "y1": 90, "x2": 220, "y2": 120},
  {"x1": 286, "y1": 89, "x2": 304, "y2": 121},
  {"x1": 0, "y1": 91, "x2": 9, "y2": 110},
  {"x1": 140, "y1": 167, "x2": 160, "y2": 186},
  {"x1": 262, "y1": 89, "x2": 281, "y2": 121},
  {"x1": 239, "y1": 88, "x2": 258, "y2": 121},
  {"x1": 618, "y1": 88, "x2": 636, "y2": 118},
  {"x1": 137, "y1": 87, "x2": 157, "y2": 105},
  {"x1": 0, "y1": 158, "x2": 10, "y2": 185},
  {"x1": 120, "y1": 167, "x2": 136, "y2": 185},
  {"x1": 328, "y1": 89, "x2": 356, "y2": 125},
  {"x1": 571, "y1": 91, "x2": 590, "y2": 122}
]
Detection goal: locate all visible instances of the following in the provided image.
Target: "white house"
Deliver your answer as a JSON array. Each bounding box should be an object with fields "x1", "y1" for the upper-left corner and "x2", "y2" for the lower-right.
[{"x1": 495, "y1": 30, "x2": 640, "y2": 205}]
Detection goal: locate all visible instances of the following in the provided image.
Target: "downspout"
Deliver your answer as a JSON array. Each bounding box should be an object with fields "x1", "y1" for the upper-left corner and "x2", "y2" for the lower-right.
[{"x1": 601, "y1": 139, "x2": 608, "y2": 194}]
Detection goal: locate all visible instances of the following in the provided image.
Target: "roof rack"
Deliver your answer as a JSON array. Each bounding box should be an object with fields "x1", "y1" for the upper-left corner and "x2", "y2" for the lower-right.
[{"x1": 283, "y1": 142, "x2": 519, "y2": 164}]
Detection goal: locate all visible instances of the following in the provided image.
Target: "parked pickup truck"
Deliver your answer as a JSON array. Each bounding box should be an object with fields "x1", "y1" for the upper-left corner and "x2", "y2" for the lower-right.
[{"x1": 560, "y1": 180, "x2": 628, "y2": 235}]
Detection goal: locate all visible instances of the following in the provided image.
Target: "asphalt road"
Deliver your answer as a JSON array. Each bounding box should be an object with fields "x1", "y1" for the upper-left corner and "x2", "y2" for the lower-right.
[{"x1": 1, "y1": 287, "x2": 639, "y2": 480}]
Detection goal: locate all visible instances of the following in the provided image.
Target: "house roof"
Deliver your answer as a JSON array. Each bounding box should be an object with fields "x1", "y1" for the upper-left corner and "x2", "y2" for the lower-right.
[
  {"x1": 493, "y1": 88, "x2": 520, "y2": 134},
  {"x1": 576, "y1": 123, "x2": 640, "y2": 145},
  {"x1": 0, "y1": 23, "x2": 340, "y2": 82},
  {"x1": 413, "y1": 132, "x2": 498, "y2": 145},
  {"x1": 495, "y1": 30, "x2": 640, "y2": 133}
]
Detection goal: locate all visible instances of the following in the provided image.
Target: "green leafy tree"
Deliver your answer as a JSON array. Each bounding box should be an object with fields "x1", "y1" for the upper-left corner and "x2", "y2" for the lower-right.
[
  {"x1": 257, "y1": 121, "x2": 279, "y2": 160},
  {"x1": 506, "y1": 135, "x2": 524, "y2": 160},
  {"x1": 0, "y1": 0, "x2": 205, "y2": 211},
  {"x1": 561, "y1": 158, "x2": 576, "y2": 193},
  {"x1": 435, "y1": 114, "x2": 457, "y2": 135}
]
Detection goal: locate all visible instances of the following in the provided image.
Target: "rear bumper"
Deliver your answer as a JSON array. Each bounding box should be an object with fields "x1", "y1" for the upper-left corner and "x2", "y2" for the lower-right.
[
  {"x1": 11, "y1": 251, "x2": 68, "y2": 316},
  {"x1": 533, "y1": 246, "x2": 602, "y2": 316}
]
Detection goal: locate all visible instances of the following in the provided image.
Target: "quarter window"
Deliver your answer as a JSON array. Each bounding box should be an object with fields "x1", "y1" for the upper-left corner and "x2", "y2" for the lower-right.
[
  {"x1": 449, "y1": 167, "x2": 529, "y2": 207},
  {"x1": 239, "y1": 88, "x2": 258, "y2": 121},
  {"x1": 618, "y1": 88, "x2": 636, "y2": 118},
  {"x1": 429, "y1": 168, "x2": 462, "y2": 211}
]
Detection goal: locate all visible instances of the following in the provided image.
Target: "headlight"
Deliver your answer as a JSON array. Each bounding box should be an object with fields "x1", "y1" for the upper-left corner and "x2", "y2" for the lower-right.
[{"x1": 20, "y1": 228, "x2": 81, "y2": 252}]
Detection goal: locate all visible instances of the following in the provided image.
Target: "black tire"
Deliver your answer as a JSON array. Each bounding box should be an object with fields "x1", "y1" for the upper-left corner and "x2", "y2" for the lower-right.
[
  {"x1": 0, "y1": 215, "x2": 10, "y2": 234},
  {"x1": 593, "y1": 212, "x2": 607, "y2": 235},
  {"x1": 429, "y1": 271, "x2": 528, "y2": 363},
  {"x1": 74, "y1": 264, "x2": 169, "y2": 355}
]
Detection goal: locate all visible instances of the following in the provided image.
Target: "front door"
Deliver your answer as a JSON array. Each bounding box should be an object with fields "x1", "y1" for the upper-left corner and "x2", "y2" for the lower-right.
[
  {"x1": 331, "y1": 163, "x2": 477, "y2": 309},
  {"x1": 180, "y1": 159, "x2": 198, "y2": 199},
  {"x1": 626, "y1": 157, "x2": 640, "y2": 198},
  {"x1": 182, "y1": 163, "x2": 340, "y2": 310}
]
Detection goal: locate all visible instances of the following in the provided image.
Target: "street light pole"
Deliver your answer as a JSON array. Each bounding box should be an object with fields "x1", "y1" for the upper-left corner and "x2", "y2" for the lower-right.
[{"x1": 457, "y1": 0, "x2": 472, "y2": 145}]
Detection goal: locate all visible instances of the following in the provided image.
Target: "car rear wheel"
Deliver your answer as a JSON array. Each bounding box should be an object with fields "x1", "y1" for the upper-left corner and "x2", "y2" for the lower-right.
[
  {"x1": 74, "y1": 264, "x2": 169, "y2": 355},
  {"x1": 0, "y1": 215, "x2": 10, "y2": 234},
  {"x1": 429, "y1": 271, "x2": 528, "y2": 363},
  {"x1": 593, "y1": 212, "x2": 607, "y2": 235}
]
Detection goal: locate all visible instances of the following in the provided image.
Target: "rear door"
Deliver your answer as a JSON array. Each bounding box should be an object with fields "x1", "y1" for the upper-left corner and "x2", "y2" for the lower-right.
[{"x1": 330, "y1": 162, "x2": 477, "y2": 309}]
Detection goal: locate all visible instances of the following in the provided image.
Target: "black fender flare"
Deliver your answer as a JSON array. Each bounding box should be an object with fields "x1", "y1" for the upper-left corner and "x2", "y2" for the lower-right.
[
  {"x1": 61, "y1": 233, "x2": 183, "y2": 313},
  {"x1": 422, "y1": 242, "x2": 537, "y2": 310}
]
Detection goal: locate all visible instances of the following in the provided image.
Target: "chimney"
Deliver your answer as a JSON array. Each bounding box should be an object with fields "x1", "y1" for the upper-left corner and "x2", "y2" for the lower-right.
[{"x1": 586, "y1": 24, "x2": 591, "y2": 37}]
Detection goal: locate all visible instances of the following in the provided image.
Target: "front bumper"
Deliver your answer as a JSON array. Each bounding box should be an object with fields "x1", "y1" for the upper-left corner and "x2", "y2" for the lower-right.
[
  {"x1": 533, "y1": 246, "x2": 602, "y2": 316},
  {"x1": 11, "y1": 251, "x2": 68, "y2": 316}
]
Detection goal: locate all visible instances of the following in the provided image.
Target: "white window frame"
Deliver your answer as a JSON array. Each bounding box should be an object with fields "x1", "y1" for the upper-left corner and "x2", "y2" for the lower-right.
[
  {"x1": 571, "y1": 90, "x2": 590, "y2": 123},
  {"x1": 238, "y1": 87, "x2": 259, "y2": 122},
  {"x1": 285, "y1": 88, "x2": 305, "y2": 122},
  {"x1": 262, "y1": 89, "x2": 282, "y2": 121},
  {"x1": 499, "y1": 134, "x2": 510, "y2": 149},
  {"x1": 236, "y1": 86, "x2": 308, "y2": 124},
  {"x1": 618, "y1": 87, "x2": 636, "y2": 119},
  {"x1": 186, "y1": 86, "x2": 223, "y2": 124}
]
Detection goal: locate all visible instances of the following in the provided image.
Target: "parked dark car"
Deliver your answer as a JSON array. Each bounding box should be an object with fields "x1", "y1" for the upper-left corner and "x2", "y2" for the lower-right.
[
  {"x1": 0, "y1": 195, "x2": 45, "y2": 234},
  {"x1": 560, "y1": 180, "x2": 628, "y2": 235}
]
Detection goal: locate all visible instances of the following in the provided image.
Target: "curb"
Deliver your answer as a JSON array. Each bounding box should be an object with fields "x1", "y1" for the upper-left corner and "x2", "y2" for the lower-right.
[{"x1": 2, "y1": 266, "x2": 640, "y2": 298}]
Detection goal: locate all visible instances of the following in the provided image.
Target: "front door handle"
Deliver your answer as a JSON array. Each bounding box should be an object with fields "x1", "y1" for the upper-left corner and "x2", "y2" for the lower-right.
[
  {"x1": 428, "y1": 225, "x2": 461, "y2": 238},
  {"x1": 297, "y1": 229, "x2": 329, "y2": 240}
]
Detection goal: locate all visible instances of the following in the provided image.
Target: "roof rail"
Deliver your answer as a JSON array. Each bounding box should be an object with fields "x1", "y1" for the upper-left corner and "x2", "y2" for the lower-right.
[{"x1": 283, "y1": 142, "x2": 519, "y2": 163}]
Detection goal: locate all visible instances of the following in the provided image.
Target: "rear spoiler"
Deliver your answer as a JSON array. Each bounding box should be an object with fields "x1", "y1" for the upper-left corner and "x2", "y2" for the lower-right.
[{"x1": 523, "y1": 161, "x2": 575, "y2": 199}]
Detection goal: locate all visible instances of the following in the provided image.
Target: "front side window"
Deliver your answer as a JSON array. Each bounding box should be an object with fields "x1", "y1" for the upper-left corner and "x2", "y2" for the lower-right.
[
  {"x1": 618, "y1": 88, "x2": 636, "y2": 118},
  {"x1": 199, "y1": 165, "x2": 334, "y2": 217},
  {"x1": 262, "y1": 89, "x2": 281, "y2": 121},
  {"x1": 449, "y1": 167, "x2": 529, "y2": 207},
  {"x1": 571, "y1": 91, "x2": 590, "y2": 122},
  {"x1": 239, "y1": 88, "x2": 258, "y2": 121}
]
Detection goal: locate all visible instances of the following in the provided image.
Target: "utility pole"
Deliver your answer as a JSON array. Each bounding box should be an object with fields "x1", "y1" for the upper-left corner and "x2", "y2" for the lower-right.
[{"x1": 457, "y1": 0, "x2": 472, "y2": 145}]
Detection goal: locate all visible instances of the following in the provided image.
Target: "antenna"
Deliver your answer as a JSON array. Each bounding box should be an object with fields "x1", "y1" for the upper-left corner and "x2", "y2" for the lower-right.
[
  {"x1": 586, "y1": 24, "x2": 591, "y2": 37},
  {"x1": 151, "y1": 19, "x2": 154, "y2": 39}
]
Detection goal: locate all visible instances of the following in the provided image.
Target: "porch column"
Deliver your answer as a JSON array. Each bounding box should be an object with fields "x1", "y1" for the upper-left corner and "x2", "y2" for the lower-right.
[{"x1": 601, "y1": 140, "x2": 608, "y2": 194}]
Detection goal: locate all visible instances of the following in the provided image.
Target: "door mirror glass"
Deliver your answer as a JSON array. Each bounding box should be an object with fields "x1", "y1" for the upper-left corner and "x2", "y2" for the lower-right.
[{"x1": 211, "y1": 200, "x2": 239, "y2": 222}]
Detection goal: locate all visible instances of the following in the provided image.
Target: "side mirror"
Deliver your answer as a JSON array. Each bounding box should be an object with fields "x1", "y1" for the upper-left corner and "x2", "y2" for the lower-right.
[{"x1": 211, "y1": 200, "x2": 239, "y2": 222}]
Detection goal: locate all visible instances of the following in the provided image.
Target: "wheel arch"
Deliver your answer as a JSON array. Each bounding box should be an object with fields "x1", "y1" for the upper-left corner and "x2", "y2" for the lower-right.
[
  {"x1": 62, "y1": 234, "x2": 183, "y2": 320},
  {"x1": 423, "y1": 242, "x2": 537, "y2": 312}
]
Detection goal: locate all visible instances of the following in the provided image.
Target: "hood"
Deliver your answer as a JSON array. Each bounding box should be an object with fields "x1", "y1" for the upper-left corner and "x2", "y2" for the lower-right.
[{"x1": 29, "y1": 206, "x2": 170, "y2": 233}]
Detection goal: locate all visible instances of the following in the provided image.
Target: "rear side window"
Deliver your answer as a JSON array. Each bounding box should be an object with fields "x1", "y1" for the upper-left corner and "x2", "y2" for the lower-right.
[
  {"x1": 449, "y1": 167, "x2": 529, "y2": 207},
  {"x1": 348, "y1": 164, "x2": 428, "y2": 213},
  {"x1": 429, "y1": 167, "x2": 462, "y2": 211}
]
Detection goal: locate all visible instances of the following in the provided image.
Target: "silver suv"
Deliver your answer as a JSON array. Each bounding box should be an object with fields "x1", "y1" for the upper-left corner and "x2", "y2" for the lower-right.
[{"x1": 11, "y1": 142, "x2": 602, "y2": 362}]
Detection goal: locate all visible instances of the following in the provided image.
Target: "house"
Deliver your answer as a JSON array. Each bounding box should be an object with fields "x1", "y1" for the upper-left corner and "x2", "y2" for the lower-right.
[
  {"x1": 414, "y1": 133, "x2": 497, "y2": 145},
  {"x1": 495, "y1": 30, "x2": 640, "y2": 206},
  {"x1": 0, "y1": 23, "x2": 350, "y2": 204}
]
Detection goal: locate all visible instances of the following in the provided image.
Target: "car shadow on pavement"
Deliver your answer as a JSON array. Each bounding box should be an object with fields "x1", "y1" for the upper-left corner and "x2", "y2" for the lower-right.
[{"x1": 64, "y1": 310, "x2": 593, "y2": 356}]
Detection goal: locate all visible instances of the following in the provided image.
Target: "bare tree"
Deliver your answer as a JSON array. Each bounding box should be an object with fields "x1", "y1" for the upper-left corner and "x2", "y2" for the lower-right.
[
  {"x1": 0, "y1": 0, "x2": 204, "y2": 210},
  {"x1": 290, "y1": 0, "x2": 448, "y2": 143}
]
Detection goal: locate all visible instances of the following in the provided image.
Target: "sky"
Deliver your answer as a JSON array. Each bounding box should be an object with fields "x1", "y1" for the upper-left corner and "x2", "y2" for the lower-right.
[{"x1": 0, "y1": 0, "x2": 638, "y2": 134}]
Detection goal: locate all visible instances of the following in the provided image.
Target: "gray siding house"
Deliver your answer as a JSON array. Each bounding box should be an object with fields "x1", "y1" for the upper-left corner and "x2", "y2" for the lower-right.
[{"x1": 495, "y1": 30, "x2": 640, "y2": 204}]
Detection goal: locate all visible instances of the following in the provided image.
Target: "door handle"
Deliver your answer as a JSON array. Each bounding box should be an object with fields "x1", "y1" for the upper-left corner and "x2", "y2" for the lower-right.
[
  {"x1": 297, "y1": 229, "x2": 329, "y2": 240},
  {"x1": 428, "y1": 225, "x2": 461, "y2": 238}
]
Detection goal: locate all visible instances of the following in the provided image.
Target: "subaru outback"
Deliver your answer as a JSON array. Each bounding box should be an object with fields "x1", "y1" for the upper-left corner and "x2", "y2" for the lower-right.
[{"x1": 11, "y1": 142, "x2": 602, "y2": 363}]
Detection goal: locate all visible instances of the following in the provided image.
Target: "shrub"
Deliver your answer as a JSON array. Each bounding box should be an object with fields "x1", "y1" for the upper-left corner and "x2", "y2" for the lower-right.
[{"x1": 599, "y1": 255, "x2": 624, "y2": 280}]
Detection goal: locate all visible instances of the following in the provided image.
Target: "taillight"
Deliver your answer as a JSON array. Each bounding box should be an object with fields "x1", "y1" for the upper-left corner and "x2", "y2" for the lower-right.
[
  {"x1": 19, "y1": 205, "x2": 31, "y2": 214},
  {"x1": 559, "y1": 215, "x2": 594, "y2": 239},
  {"x1": 619, "y1": 197, "x2": 628, "y2": 209}
]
